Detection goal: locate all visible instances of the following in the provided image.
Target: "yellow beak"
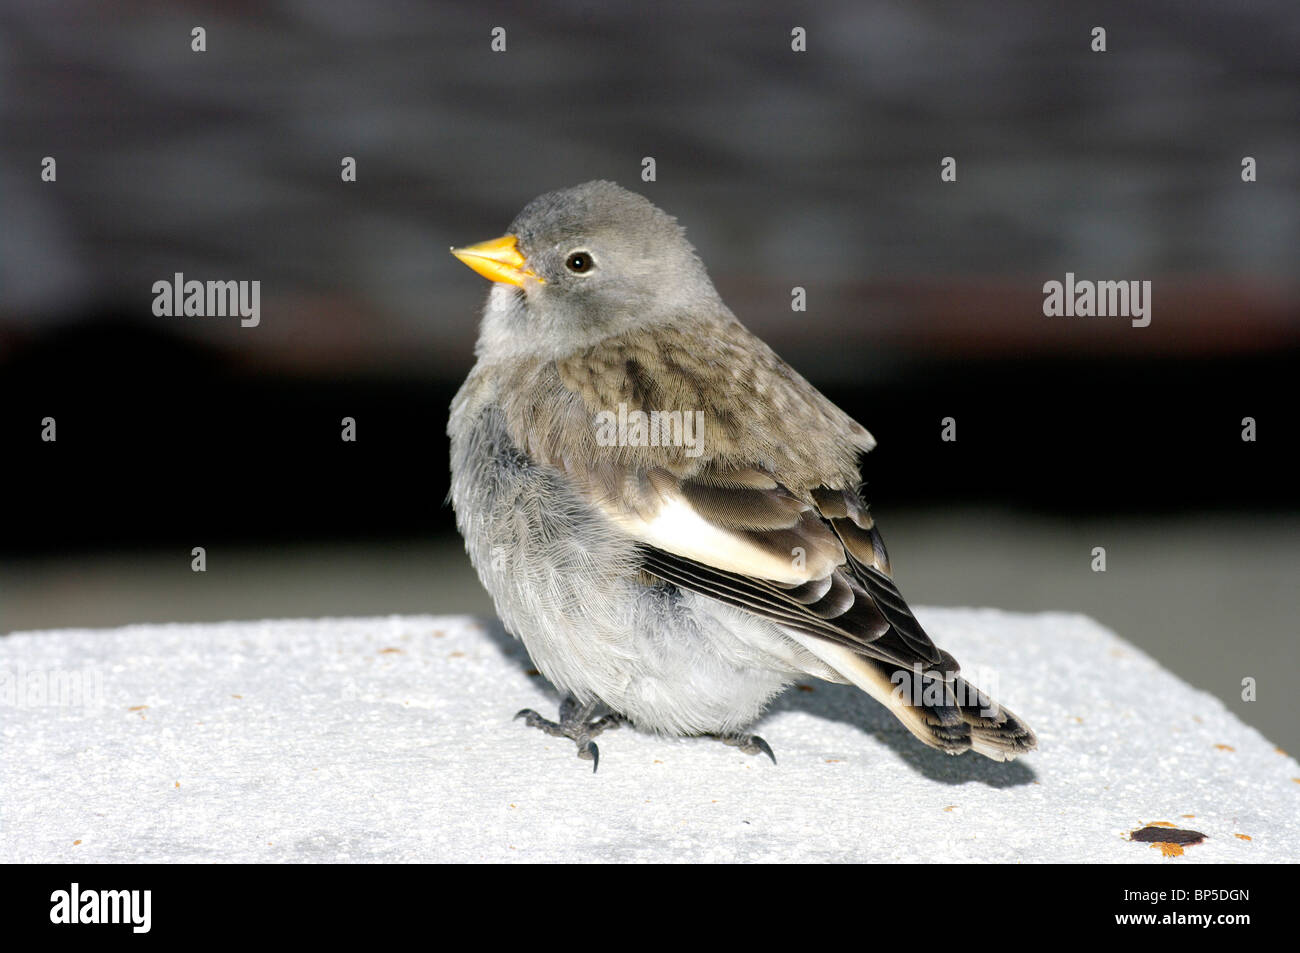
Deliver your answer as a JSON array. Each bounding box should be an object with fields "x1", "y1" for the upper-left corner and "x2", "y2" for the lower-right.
[{"x1": 450, "y1": 235, "x2": 544, "y2": 287}]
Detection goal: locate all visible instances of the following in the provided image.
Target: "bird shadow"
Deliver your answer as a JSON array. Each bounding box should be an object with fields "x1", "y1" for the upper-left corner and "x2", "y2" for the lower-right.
[{"x1": 474, "y1": 617, "x2": 1037, "y2": 788}]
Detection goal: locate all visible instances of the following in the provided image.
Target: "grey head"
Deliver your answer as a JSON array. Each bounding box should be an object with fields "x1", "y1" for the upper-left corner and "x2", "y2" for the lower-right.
[{"x1": 452, "y1": 181, "x2": 723, "y2": 361}]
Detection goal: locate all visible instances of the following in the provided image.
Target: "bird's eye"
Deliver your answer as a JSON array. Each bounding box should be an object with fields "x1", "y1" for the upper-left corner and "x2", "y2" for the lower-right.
[{"x1": 565, "y1": 251, "x2": 594, "y2": 274}]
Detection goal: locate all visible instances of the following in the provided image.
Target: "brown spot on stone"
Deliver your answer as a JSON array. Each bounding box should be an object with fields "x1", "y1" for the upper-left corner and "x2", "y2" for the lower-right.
[
  {"x1": 127, "y1": 705, "x2": 148, "y2": 711},
  {"x1": 379, "y1": 647, "x2": 402, "y2": 654},
  {"x1": 1130, "y1": 825, "x2": 1206, "y2": 854},
  {"x1": 1214, "y1": 744, "x2": 1235, "y2": 751},
  {"x1": 1234, "y1": 833, "x2": 1252, "y2": 841}
]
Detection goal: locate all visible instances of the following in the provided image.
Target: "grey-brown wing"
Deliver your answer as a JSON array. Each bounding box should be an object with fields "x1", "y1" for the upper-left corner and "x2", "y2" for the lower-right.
[{"x1": 633, "y1": 474, "x2": 951, "y2": 674}]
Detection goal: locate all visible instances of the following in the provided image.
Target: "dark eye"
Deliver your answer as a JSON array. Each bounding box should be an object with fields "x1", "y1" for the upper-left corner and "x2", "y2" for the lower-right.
[{"x1": 565, "y1": 251, "x2": 593, "y2": 274}]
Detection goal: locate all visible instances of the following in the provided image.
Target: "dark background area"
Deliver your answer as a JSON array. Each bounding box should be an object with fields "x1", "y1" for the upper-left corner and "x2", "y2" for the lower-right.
[
  {"x1": 1, "y1": 1, "x2": 1296, "y2": 747},
  {"x1": 2, "y1": 342, "x2": 1295, "y2": 554}
]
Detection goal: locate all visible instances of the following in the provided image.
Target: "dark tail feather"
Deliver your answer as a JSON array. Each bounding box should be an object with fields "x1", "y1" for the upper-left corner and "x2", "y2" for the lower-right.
[{"x1": 881, "y1": 662, "x2": 1038, "y2": 761}]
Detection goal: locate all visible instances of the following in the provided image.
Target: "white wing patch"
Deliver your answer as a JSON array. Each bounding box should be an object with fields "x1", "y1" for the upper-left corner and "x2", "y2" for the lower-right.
[{"x1": 597, "y1": 494, "x2": 816, "y2": 585}]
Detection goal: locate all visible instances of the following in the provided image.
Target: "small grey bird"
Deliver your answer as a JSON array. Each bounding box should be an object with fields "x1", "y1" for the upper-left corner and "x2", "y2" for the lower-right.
[{"x1": 448, "y1": 181, "x2": 1036, "y2": 770}]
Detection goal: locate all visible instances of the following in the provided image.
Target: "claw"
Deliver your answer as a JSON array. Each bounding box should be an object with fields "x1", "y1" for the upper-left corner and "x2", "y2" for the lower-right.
[
  {"x1": 750, "y1": 735, "x2": 776, "y2": 765},
  {"x1": 514, "y1": 695, "x2": 616, "y2": 772},
  {"x1": 714, "y1": 732, "x2": 778, "y2": 764}
]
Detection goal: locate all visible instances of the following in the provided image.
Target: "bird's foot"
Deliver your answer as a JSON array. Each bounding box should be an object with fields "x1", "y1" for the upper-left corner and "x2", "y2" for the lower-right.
[
  {"x1": 514, "y1": 694, "x2": 625, "y2": 773},
  {"x1": 712, "y1": 732, "x2": 776, "y2": 764}
]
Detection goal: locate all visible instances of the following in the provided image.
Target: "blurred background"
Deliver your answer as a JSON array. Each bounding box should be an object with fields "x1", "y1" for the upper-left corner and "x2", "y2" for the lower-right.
[{"x1": 1, "y1": 1, "x2": 1296, "y2": 749}]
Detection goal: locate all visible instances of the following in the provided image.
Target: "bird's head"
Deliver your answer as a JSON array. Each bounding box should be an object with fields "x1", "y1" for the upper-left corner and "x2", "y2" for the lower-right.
[{"x1": 452, "y1": 181, "x2": 720, "y2": 360}]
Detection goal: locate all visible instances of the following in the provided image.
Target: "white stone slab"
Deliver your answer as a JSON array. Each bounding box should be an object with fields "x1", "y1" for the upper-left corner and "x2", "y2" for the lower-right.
[{"x1": 2, "y1": 610, "x2": 1294, "y2": 862}]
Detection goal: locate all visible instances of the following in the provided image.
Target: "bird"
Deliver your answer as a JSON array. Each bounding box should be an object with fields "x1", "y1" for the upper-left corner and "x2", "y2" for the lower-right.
[{"x1": 447, "y1": 180, "x2": 1036, "y2": 771}]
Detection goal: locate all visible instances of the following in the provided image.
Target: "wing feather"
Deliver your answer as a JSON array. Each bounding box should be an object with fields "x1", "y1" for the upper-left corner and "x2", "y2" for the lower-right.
[{"x1": 595, "y1": 471, "x2": 946, "y2": 672}]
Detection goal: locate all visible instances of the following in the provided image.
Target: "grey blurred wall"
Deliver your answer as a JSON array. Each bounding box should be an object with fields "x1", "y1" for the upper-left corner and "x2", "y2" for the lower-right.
[{"x1": 2, "y1": 0, "x2": 1296, "y2": 381}]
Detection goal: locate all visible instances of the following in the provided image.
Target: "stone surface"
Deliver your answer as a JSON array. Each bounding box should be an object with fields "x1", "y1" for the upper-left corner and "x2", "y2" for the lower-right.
[{"x1": 2, "y1": 610, "x2": 1295, "y2": 862}]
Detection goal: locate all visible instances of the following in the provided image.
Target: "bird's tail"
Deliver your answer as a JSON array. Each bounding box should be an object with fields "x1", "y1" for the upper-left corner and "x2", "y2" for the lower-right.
[
  {"x1": 784, "y1": 633, "x2": 1038, "y2": 761},
  {"x1": 883, "y1": 662, "x2": 1038, "y2": 761}
]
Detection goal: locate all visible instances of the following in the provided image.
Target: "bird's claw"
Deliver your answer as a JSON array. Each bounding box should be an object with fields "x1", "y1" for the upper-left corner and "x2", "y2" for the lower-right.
[
  {"x1": 514, "y1": 695, "x2": 619, "y2": 772},
  {"x1": 716, "y1": 732, "x2": 777, "y2": 764},
  {"x1": 514, "y1": 707, "x2": 568, "y2": 738},
  {"x1": 746, "y1": 734, "x2": 777, "y2": 764}
]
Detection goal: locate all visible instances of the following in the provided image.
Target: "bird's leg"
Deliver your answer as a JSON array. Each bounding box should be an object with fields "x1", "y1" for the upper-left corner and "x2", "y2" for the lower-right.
[
  {"x1": 711, "y1": 732, "x2": 777, "y2": 764},
  {"x1": 514, "y1": 694, "x2": 625, "y2": 772}
]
